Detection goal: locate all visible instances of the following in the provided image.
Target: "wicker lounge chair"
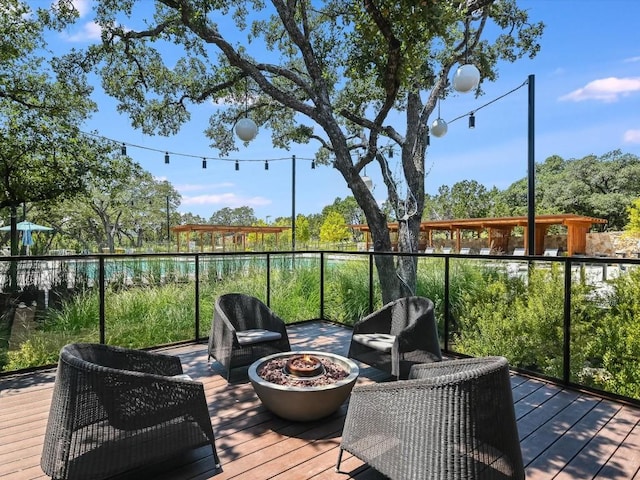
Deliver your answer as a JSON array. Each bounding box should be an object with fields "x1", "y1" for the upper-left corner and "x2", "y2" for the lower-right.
[
  {"x1": 347, "y1": 296, "x2": 442, "y2": 379},
  {"x1": 208, "y1": 293, "x2": 291, "y2": 381},
  {"x1": 41, "y1": 343, "x2": 220, "y2": 480},
  {"x1": 337, "y1": 356, "x2": 524, "y2": 480}
]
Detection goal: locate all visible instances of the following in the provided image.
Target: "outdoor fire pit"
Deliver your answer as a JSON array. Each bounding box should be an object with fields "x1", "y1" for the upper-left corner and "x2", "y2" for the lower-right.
[{"x1": 248, "y1": 351, "x2": 359, "y2": 421}]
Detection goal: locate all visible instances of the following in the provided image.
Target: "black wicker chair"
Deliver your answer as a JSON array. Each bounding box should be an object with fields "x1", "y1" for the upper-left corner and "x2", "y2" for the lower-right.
[
  {"x1": 41, "y1": 343, "x2": 220, "y2": 480},
  {"x1": 347, "y1": 296, "x2": 442, "y2": 379},
  {"x1": 337, "y1": 356, "x2": 524, "y2": 480},
  {"x1": 208, "y1": 293, "x2": 291, "y2": 381}
]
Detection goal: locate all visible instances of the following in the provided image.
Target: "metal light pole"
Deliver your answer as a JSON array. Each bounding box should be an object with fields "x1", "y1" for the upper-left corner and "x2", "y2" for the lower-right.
[
  {"x1": 291, "y1": 154, "x2": 296, "y2": 251},
  {"x1": 166, "y1": 195, "x2": 171, "y2": 251},
  {"x1": 527, "y1": 74, "x2": 536, "y2": 255}
]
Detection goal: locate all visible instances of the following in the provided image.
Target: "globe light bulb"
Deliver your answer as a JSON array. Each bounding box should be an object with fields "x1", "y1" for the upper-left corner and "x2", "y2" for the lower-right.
[
  {"x1": 453, "y1": 64, "x2": 481, "y2": 93},
  {"x1": 431, "y1": 118, "x2": 448, "y2": 138},
  {"x1": 235, "y1": 117, "x2": 258, "y2": 141}
]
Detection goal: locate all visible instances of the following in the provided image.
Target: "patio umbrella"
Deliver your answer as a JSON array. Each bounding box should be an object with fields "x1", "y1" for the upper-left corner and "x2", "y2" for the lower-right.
[
  {"x1": 0, "y1": 221, "x2": 54, "y2": 232},
  {"x1": 0, "y1": 221, "x2": 53, "y2": 255}
]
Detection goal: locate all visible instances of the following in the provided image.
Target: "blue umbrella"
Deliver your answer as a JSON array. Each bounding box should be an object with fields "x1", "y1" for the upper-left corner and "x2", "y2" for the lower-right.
[
  {"x1": 0, "y1": 221, "x2": 54, "y2": 232},
  {"x1": 0, "y1": 221, "x2": 52, "y2": 255}
]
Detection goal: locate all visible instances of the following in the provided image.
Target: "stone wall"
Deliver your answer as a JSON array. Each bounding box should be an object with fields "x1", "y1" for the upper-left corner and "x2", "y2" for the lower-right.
[{"x1": 587, "y1": 231, "x2": 640, "y2": 257}]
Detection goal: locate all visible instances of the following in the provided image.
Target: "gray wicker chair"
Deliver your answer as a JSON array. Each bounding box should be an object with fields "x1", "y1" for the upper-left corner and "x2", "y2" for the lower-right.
[
  {"x1": 208, "y1": 293, "x2": 291, "y2": 381},
  {"x1": 348, "y1": 296, "x2": 442, "y2": 379},
  {"x1": 337, "y1": 356, "x2": 524, "y2": 480},
  {"x1": 41, "y1": 343, "x2": 220, "y2": 480}
]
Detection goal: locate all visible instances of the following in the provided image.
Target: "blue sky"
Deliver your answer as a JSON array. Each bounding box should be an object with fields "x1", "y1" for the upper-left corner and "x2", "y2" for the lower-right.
[{"x1": 43, "y1": 0, "x2": 640, "y2": 221}]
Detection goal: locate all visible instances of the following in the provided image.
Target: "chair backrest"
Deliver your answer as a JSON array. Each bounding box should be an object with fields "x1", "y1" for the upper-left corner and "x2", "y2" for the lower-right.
[
  {"x1": 215, "y1": 293, "x2": 275, "y2": 331},
  {"x1": 389, "y1": 297, "x2": 435, "y2": 334}
]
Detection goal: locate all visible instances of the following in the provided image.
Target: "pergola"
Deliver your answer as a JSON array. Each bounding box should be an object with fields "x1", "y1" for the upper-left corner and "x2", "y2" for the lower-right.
[
  {"x1": 352, "y1": 214, "x2": 607, "y2": 256},
  {"x1": 169, "y1": 224, "x2": 291, "y2": 252}
]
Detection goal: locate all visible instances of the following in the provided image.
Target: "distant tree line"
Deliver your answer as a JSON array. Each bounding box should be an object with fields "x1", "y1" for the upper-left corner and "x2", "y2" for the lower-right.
[
  {"x1": 424, "y1": 150, "x2": 640, "y2": 231},
  {"x1": 4, "y1": 150, "x2": 639, "y2": 253}
]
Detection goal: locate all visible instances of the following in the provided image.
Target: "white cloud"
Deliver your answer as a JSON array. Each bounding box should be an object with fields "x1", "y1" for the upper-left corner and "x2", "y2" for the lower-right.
[
  {"x1": 176, "y1": 182, "x2": 234, "y2": 193},
  {"x1": 559, "y1": 77, "x2": 640, "y2": 103},
  {"x1": 62, "y1": 21, "x2": 101, "y2": 42},
  {"x1": 71, "y1": 0, "x2": 91, "y2": 17},
  {"x1": 624, "y1": 56, "x2": 640, "y2": 63},
  {"x1": 623, "y1": 129, "x2": 640, "y2": 144},
  {"x1": 181, "y1": 193, "x2": 272, "y2": 208}
]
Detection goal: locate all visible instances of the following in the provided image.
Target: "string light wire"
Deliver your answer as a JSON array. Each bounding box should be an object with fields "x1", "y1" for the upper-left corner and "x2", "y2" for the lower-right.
[
  {"x1": 446, "y1": 79, "x2": 528, "y2": 125},
  {"x1": 80, "y1": 131, "x2": 315, "y2": 165}
]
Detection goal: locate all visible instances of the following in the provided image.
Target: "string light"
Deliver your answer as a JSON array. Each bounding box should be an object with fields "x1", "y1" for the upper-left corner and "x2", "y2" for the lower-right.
[
  {"x1": 202, "y1": 158, "x2": 207, "y2": 169},
  {"x1": 468, "y1": 112, "x2": 475, "y2": 129},
  {"x1": 81, "y1": 131, "x2": 316, "y2": 169},
  {"x1": 311, "y1": 160, "x2": 315, "y2": 169},
  {"x1": 264, "y1": 160, "x2": 269, "y2": 170},
  {"x1": 235, "y1": 159, "x2": 239, "y2": 171}
]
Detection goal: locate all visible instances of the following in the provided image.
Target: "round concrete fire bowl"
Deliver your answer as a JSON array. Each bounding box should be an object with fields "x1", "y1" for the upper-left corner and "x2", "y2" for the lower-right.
[{"x1": 248, "y1": 351, "x2": 359, "y2": 422}]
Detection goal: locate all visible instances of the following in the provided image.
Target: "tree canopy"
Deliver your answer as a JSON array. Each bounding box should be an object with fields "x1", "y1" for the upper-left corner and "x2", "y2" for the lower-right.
[
  {"x1": 64, "y1": 0, "x2": 544, "y2": 302},
  {"x1": 0, "y1": 0, "x2": 119, "y2": 255}
]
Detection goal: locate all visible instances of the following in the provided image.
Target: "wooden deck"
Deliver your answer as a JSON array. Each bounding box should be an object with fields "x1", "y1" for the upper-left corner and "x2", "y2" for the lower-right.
[{"x1": 2, "y1": 320, "x2": 640, "y2": 479}]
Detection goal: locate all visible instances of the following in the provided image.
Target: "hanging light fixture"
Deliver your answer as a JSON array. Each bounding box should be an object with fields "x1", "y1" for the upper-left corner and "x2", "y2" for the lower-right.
[
  {"x1": 235, "y1": 77, "x2": 258, "y2": 142},
  {"x1": 121, "y1": 143, "x2": 127, "y2": 155},
  {"x1": 468, "y1": 112, "x2": 476, "y2": 129},
  {"x1": 202, "y1": 158, "x2": 207, "y2": 169},
  {"x1": 431, "y1": 99, "x2": 448, "y2": 138},
  {"x1": 361, "y1": 158, "x2": 373, "y2": 192},
  {"x1": 311, "y1": 160, "x2": 316, "y2": 169},
  {"x1": 362, "y1": 175, "x2": 374, "y2": 191},
  {"x1": 264, "y1": 160, "x2": 269, "y2": 170},
  {"x1": 165, "y1": 152, "x2": 170, "y2": 164},
  {"x1": 453, "y1": 16, "x2": 481, "y2": 93},
  {"x1": 235, "y1": 159, "x2": 239, "y2": 171}
]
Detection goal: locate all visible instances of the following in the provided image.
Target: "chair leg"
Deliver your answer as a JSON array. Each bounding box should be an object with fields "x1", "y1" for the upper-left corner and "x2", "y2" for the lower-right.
[
  {"x1": 212, "y1": 443, "x2": 222, "y2": 470},
  {"x1": 335, "y1": 448, "x2": 344, "y2": 472}
]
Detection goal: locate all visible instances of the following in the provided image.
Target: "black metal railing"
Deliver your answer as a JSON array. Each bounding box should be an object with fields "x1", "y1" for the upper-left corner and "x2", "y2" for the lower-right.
[{"x1": 1, "y1": 249, "x2": 639, "y2": 406}]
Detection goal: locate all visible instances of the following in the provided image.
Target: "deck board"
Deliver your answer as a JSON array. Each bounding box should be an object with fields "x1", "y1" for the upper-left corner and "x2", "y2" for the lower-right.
[{"x1": 3, "y1": 320, "x2": 640, "y2": 479}]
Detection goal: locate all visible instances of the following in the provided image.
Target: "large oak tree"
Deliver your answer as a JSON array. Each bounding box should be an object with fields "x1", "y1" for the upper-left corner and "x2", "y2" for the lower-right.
[{"x1": 72, "y1": 0, "x2": 543, "y2": 302}]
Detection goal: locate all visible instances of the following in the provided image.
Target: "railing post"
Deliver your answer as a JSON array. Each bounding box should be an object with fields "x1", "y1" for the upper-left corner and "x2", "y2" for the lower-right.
[
  {"x1": 99, "y1": 256, "x2": 105, "y2": 344},
  {"x1": 266, "y1": 253, "x2": 271, "y2": 308},
  {"x1": 368, "y1": 253, "x2": 374, "y2": 315},
  {"x1": 444, "y1": 256, "x2": 450, "y2": 352},
  {"x1": 195, "y1": 254, "x2": 200, "y2": 341},
  {"x1": 563, "y1": 258, "x2": 572, "y2": 385},
  {"x1": 320, "y1": 252, "x2": 325, "y2": 320}
]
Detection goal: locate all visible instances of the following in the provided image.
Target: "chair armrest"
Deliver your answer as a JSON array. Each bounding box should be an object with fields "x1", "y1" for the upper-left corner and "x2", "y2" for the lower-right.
[
  {"x1": 256, "y1": 310, "x2": 289, "y2": 335},
  {"x1": 395, "y1": 311, "x2": 442, "y2": 359}
]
